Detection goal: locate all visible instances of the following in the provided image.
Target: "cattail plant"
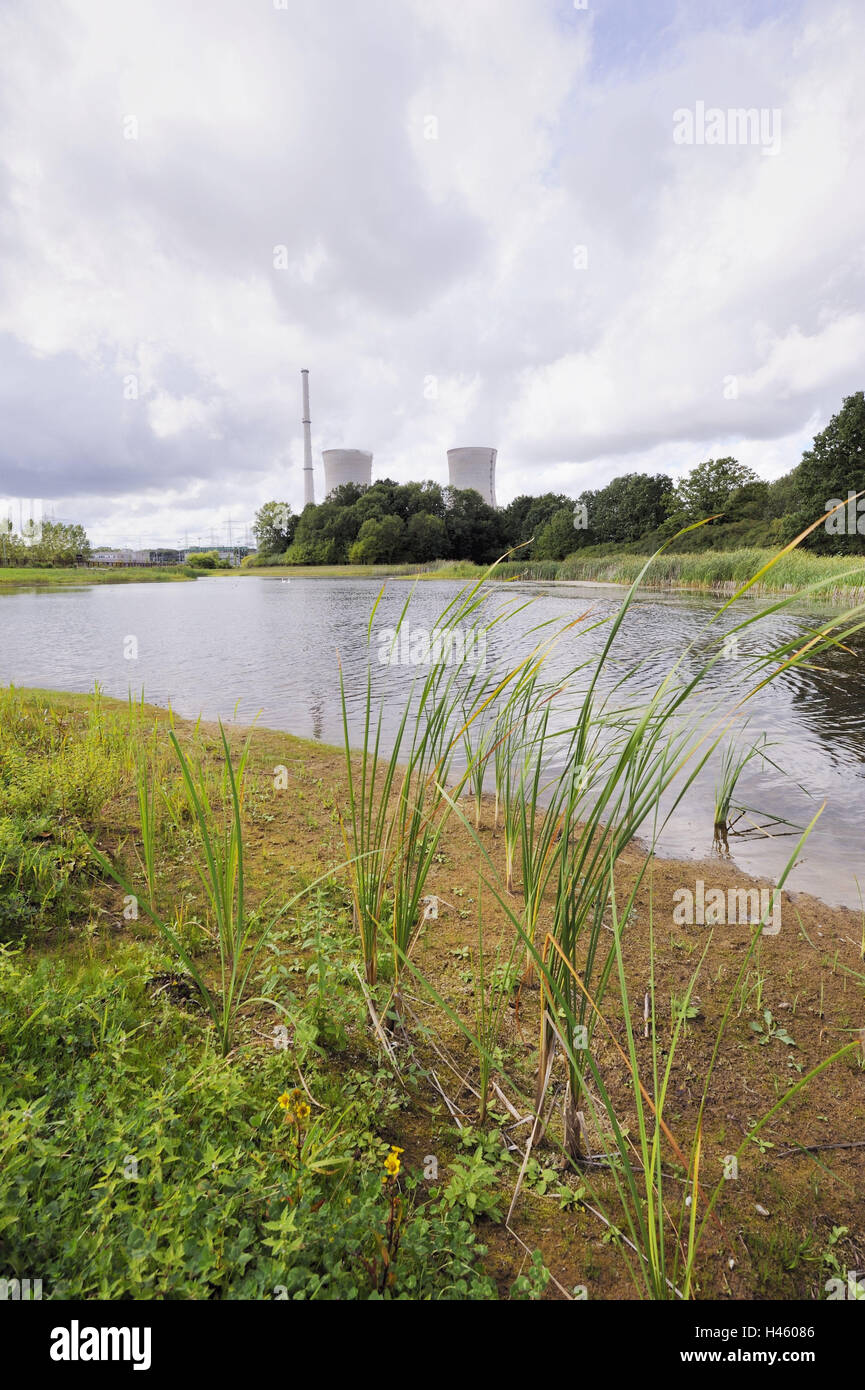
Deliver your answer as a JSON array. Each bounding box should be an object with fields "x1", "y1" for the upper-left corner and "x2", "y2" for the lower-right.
[
  {"x1": 339, "y1": 573, "x2": 506, "y2": 989},
  {"x1": 713, "y1": 732, "x2": 767, "y2": 831},
  {"x1": 90, "y1": 721, "x2": 330, "y2": 1056}
]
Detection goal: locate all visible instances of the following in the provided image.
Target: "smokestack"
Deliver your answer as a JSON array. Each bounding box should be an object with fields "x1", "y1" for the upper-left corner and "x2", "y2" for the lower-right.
[{"x1": 301, "y1": 369, "x2": 315, "y2": 507}]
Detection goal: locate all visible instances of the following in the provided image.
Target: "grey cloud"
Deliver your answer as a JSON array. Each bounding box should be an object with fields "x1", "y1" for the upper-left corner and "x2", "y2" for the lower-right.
[
  {"x1": 0, "y1": 335, "x2": 281, "y2": 499},
  {"x1": 0, "y1": 0, "x2": 863, "y2": 539}
]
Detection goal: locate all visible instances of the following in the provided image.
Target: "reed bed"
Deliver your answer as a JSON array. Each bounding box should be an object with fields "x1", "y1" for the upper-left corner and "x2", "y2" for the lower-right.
[
  {"x1": 495, "y1": 548, "x2": 865, "y2": 601},
  {"x1": 339, "y1": 527, "x2": 865, "y2": 1295}
]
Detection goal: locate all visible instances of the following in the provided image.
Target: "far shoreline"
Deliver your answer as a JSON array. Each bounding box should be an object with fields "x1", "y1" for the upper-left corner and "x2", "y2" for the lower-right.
[
  {"x1": 0, "y1": 564, "x2": 197, "y2": 587},
  {"x1": 3, "y1": 545, "x2": 865, "y2": 606},
  {"x1": 236, "y1": 551, "x2": 865, "y2": 607}
]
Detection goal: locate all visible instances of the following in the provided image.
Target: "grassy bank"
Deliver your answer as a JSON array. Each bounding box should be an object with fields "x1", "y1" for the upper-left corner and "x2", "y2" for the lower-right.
[
  {"x1": 0, "y1": 688, "x2": 503, "y2": 1300},
  {"x1": 0, "y1": 565, "x2": 199, "y2": 586},
  {"x1": 16, "y1": 551, "x2": 853, "y2": 599},
  {"x1": 495, "y1": 548, "x2": 865, "y2": 600},
  {"x1": 239, "y1": 559, "x2": 482, "y2": 581},
  {"x1": 2, "y1": 666, "x2": 863, "y2": 1296},
  {"x1": 241, "y1": 549, "x2": 865, "y2": 601}
]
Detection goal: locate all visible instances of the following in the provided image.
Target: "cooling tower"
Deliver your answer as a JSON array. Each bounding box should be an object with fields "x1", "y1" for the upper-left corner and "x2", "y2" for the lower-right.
[
  {"x1": 447, "y1": 447, "x2": 497, "y2": 508},
  {"x1": 322, "y1": 449, "x2": 373, "y2": 496}
]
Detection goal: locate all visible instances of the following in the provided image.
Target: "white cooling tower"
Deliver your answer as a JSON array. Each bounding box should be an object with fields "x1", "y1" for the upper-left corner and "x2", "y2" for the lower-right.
[
  {"x1": 322, "y1": 449, "x2": 373, "y2": 496},
  {"x1": 447, "y1": 447, "x2": 497, "y2": 508}
]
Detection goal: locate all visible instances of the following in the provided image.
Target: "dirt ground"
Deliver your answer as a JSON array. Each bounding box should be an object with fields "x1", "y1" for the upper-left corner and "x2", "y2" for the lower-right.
[
  {"x1": 204, "y1": 718, "x2": 864, "y2": 1301},
  {"x1": 51, "y1": 690, "x2": 861, "y2": 1302}
]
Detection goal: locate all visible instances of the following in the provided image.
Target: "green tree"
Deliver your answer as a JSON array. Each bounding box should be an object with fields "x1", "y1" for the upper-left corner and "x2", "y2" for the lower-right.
[
  {"x1": 26, "y1": 521, "x2": 91, "y2": 567},
  {"x1": 765, "y1": 472, "x2": 797, "y2": 520},
  {"x1": 723, "y1": 479, "x2": 769, "y2": 522},
  {"x1": 502, "y1": 493, "x2": 572, "y2": 556},
  {"x1": 534, "y1": 508, "x2": 580, "y2": 560},
  {"x1": 291, "y1": 498, "x2": 362, "y2": 563},
  {"x1": 443, "y1": 488, "x2": 506, "y2": 564},
  {"x1": 348, "y1": 515, "x2": 406, "y2": 565},
  {"x1": 405, "y1": 512, "x2": 448, "y2": 562},
  {"x1": 570, "y1": 489, "x2": 598, "y2": 549},
  {"x1": 383, "y1": 480, "x2": 447, "y2": 522},
  {"x1": 253, "y1": 502, "x2": 296, "y2": 557},
  {"x1": 326, "y1": 482, "x2": 367, "y2": 509},
  {"x1": 674, "y1": 458, "x2": 759, "y2": 520},
  {"x1": 792, "y1": 391, "x2": 865, "y2": 552},
  {"x1": 589, "y1": 473, "x2": 673, "y2": 543}
]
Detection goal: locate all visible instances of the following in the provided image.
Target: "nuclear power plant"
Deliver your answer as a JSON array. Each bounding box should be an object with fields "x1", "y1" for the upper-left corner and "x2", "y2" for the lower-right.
[
  {"x1": 300, "y1": 371, "x2": 498, "y2": 507},
  {"x1": 447, "y1": 447, "x2": 497, "y2": 508}
]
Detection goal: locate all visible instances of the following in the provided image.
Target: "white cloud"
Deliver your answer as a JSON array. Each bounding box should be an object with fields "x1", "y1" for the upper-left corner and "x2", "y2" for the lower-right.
[{"x1": 0, "y1": 0, "x2": 862, "y2": 544}]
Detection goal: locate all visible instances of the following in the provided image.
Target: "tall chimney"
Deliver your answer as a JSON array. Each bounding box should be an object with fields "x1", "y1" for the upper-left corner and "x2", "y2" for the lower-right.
[{"x1": 301, "y1": 369, "x2": 315, "y2": 507}]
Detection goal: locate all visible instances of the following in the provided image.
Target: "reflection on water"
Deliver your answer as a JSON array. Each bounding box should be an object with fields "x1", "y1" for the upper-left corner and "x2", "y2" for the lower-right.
[{"x1": 0, "y1": 575, "x2": 862, "y2": 909}]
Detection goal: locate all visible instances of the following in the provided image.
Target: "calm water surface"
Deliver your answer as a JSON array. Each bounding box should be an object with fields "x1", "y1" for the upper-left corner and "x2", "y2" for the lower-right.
[{"x1": 0, "y1": 576, "x2": 862, "y2": 909}]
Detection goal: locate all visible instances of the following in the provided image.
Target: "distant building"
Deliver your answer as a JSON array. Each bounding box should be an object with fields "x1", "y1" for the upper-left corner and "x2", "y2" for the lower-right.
[
  {"x1": 178, "y1": 546, "x2": 255, "y2": 567},
  {"x1": 90, "y1": 544, "x2": 256, "y2": 568},
  {"x1": 90, "y1": 548, "x2": 151, "y2": 566}
]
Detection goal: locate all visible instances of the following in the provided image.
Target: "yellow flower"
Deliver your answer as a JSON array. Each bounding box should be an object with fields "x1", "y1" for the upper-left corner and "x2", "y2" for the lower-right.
[
  {"x1": 390, "y1": 1145, "x2": 404, "y2": 1155},
  {"x1": 295, "y1": 1101, "x2": 311, "y2": 1122},
  {"x1": 277, "y1": 1092, "x2": 292, "y2": 1110},
  {"x1": 383, "y1": 1151, "x2": 401, "y2": 1178}
]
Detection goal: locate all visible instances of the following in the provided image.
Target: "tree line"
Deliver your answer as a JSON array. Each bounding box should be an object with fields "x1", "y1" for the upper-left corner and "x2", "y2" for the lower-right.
[
  {"x1": 253, "y1": 391, "x2": 865, "y2": 566},
  {"x1": 0, "y1": 519, "x2": 91, "y2": 567},
  {"x1": 9, "y1": 390, "x2": 861, "y2": 571}
]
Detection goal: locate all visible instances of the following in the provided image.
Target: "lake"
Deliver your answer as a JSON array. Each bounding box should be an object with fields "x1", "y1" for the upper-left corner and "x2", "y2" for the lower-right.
[{"x1": 1, "y1": 574, "x2": 863, "y2": 909}]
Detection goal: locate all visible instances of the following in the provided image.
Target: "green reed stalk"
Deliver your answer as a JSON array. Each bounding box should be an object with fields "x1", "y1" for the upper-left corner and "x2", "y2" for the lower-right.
[
  {"x1": 387, "y1": 527, "x2": 865, "y2": 1290},
  {"x1": 713, "y1": 733, "x2": 766, "y2": 828},
  {"x1": 462, "y1": 711, "x2": 494, "y2": 829},
  {"x1": 544, "y1": 528, "x2": 865, "y2": 1156},
  {"x1": 339, "y1": 569, "x2": 520, "y2": 990},
  {"x1": 521, "y1": 815, "x2": 859, "y2": 1299},
  {"x1": 89, "y1": 721, "x2": 332, "y2": 1055},
  {"x1": 471, "y1": 890, "x2": 520, "y2": 1125},
  {"x1": 132, "y1": 723, "x2": 160, "y2": 905}
]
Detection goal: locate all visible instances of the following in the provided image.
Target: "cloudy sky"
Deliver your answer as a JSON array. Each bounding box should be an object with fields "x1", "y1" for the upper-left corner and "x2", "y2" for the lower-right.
[{"x1": 1, "y1": 0, "x2": 863, "y2": 548}]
